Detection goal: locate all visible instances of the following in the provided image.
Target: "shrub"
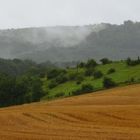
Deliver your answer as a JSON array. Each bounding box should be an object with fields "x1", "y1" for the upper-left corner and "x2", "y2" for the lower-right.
[
  {"x1": 100, "y1": 58, "x2": 112, "y2": 65},
  {"x1": 54, "y1": 92, "x2": 65, "y2": 98},
  {"x1": 78, "y1": 62, "x2": 86, "y2": 68},
  {"x1": 72, "y1": 89, "x2": 83, "y2": 96},
  {"x1": 81, "y1": 84, "x2": 93, "y2": 93},
  {"x1": 48, "y1": 80, "x2": 58, "y2": 89},
  {"x1": 103, "y1": 77, "x2": 116, "y2": 88},
  {"x1": 72, "y1": 83, "x2": 93, "y2": 96},
  {"x1": 86, "y1": 59, "x2": 98, "y2": 68},
  {"x1": 85, "y1": 68, "x2": 95, "y2": 76},
  {"x1": 47, "y1": 69, "x2": 66, "y2": 79},
  {"x1": 76, "y1": 81, "x2": 81, "y2": 85},
  {"x1": 68, "y1": 72, "x2": 84, "y2": 81},
  {"x1": 55, "y1": 73, "x2": 68, "y2": 84},
  {"x1": 93, "y1": 70, "x2": 103, "y2": 79},
  {"x1": 68, "y1": 72, "x2": 77, "y2": 80},
  {"x1": 107, "y1": 68, "x2": 116, "y2": 74},
  {"x1": 130, "y1": 77, "x2": 135, "y2": 83},
  {"x1": 76, "y1": 75, "x2": 84, "y2": 85}
]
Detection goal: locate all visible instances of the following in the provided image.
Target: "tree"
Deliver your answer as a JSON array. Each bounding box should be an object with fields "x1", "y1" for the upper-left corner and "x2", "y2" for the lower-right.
[
  {"x1": 103, "y1": 77, "x2": 116, "y2": 88},
  {"x1": 107, "y1": 68, "x2": 116, "y2": 74},
  {"x1": 76, "y1": 74, "x2": 84, "y2": 85},
  {"x1": 85, "y1": 68, "x2": 95, "y2": 76},
  {"x1": 100, "y1": 58, "x2": 112, "y2": 65},
  {"x1": 0, "y1": 74, "x2": 16, "y2": 106},
  {"x1": 47, "y1": 69, "x2": 66, "y2": 79},
  {"x1": 48, "y1": 79, "x2": 58, "y2": 89},
  {"x1": 78, "y1": 62, "x2": 86, "y2": 68},
  {"x1": 81, "y1": 84, "x2": 93, "y2": 93},
  {"x1": 126, "y1": 57, "x2": 132, "y2": 66},
  {"x1": 93, "y1": 70, "x2": 103, "y2": 79},
  {"x1": 72, "y1": 83, "x2": 93, "y2": 96},
  {"x1": 126, "y1": 57, "x2": 140, "y2": 66},
  {"x1": 86, "y1": 59, "x2": 98, "y2": 68},
  {"x1": 55, "y1": 73, "x2": 68, "y2": 84}
]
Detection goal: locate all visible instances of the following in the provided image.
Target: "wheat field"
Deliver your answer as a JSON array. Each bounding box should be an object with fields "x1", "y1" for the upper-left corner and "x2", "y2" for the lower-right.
[{"x1": 0, "y1": 84, "x2": 140, "y2": 140}]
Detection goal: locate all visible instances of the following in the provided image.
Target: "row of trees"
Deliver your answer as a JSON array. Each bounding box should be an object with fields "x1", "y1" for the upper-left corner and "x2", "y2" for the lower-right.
[
  {"x1": 126, "y1": 57, "x2": 140, "y2": 66},
  {"x1": 78, "y1": 58, "x2": 112, "y2": 68},
  {"x1": 72, "y1": 77, "x2": 117, "y2": 96}
]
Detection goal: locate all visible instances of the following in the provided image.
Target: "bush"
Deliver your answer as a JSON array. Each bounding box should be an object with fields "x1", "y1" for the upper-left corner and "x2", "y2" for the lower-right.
[
  {"x1": 76, "y1": 75, "x2": 84, "y2": 85},
  {"x1": 54, "y1": 92, "x2": 65, "y2": 98},
  {"x1": 130, "y1": 77, "x2": 135, "y2": 83},
  {"x1": 85, "y1": 68, "x2": 94, "y2": 76},
  {"x1": 68, "y1": 72, "x2": 77, "y2": 80},
  {"x1": 103, "y1": 77, "x2": 116, "y2": 88},
  {"x1": 72, "y1": 83, "x2": 93, "y2": 96},
  {"x1": 55, "y1": 73, "x2": 68, "y2": 84},
  {"x1": 81, "y1": 84, "x2": 93, "y2": 93},
  {"x1": 72, "y1": 89, "x2": 83, "y2": 95},
  {"x1": 100, "y1": 58, "x2": 112, "y2": 65},
  {"x1": 47, "y1": 69, "x2": 67, "y2": 79},
  {"x1": 107, "y1": 68, "x2": 116, "y2": 74},
  {"x1": 48, "y1": 80, "x2": 58, "y2": 89},
  {"x1": 78, "y1": 62, "x2": 86, "y2": 68},
  {"x1": 86, "y1": 59, "x2": 98, "y2": 68},
  {"x1": 93, "y1": 70, "x2": 103, "y2": 79}
]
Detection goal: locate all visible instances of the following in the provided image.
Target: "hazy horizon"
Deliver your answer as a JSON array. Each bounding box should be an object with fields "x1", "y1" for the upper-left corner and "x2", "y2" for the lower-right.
[{"x1": 0, "y1": 0, "x2": 140, "y2": 29}]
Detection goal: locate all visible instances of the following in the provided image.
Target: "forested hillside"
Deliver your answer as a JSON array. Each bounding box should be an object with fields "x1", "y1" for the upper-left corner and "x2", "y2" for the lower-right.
[
  {"x1": 16, "y1": 21, "x2": 140, "y2": 62},
  {"x1": 0, "y1": 57, "x2": 140, "y2": 107},
  {"x1": 1, "y1": 21, "x2": 140, "y2": 63}
]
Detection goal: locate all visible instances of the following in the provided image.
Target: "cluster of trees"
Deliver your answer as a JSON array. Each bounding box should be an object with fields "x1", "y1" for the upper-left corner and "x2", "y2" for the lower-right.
[
  {"x1": 72, "y1": 77, "x2": 117, "y2": 96},
  {"x1": 0, "y1": 58, "x2": 57, "y2": 107},
  {"x1": 126, "y1": 57, "x2": 140, "y2": 66},
  {"x1": 0, "y1": 74, "x2": 44, "y2": 107}
]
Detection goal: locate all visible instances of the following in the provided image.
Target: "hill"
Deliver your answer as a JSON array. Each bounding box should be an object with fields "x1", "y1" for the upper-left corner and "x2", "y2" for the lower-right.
[
  {"x1": 0, "y1": 84, "x2": 140, "y2": 140},
  {"x1": 1, "y1": 57, "x2": 140, "y2": 107},
  {"x1": 0, "y1": 24, "x2": 106, "y2": 61},
  {"x1": 43, "y1": 60, "x2": 140, "y2": 100},
  {"x1": 1, "y1": 21, "x2": 140, "y2": 63}
]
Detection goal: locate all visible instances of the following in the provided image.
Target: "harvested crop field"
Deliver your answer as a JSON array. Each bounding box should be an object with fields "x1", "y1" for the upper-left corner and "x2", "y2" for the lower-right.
[{"x1": 0, "y1": 84, "x2": 140, "y2": 140}]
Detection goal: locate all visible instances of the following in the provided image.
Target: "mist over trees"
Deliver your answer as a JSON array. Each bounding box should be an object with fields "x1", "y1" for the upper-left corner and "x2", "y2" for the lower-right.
[
  {"x1": 0, "y1": 24, "x2": 106, "y2": 59},
  {"x1": 0, "y1": 21, "x2": 140, "y2": 63}
]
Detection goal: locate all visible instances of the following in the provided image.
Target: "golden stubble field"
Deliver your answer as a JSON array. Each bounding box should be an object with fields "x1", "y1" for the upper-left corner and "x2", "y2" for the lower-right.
[{"x1": 0, "y1": 84, "x2": 140, "y2": 140}]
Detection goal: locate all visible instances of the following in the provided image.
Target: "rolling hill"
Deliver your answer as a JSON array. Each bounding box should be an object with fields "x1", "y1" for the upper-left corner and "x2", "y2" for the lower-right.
[
  {"x1": 0, "y1": 24, "x2": 106, "y2": 61},
  {"x1": 1, "y1": 21, "x2": 140, "y2": 63},
  {"x1": 0, "y1": 84, "x2": 140, "y2": 140},
  {"x1": 43, "y1": 61, "x2": 140, "y2": 99}
]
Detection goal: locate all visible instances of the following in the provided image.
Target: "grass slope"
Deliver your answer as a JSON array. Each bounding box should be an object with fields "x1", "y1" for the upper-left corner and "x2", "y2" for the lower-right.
[
  {"x1": 43, "y1": 61, "x2": 140, "y2": 100},
  {"x1": 0, "y1": 84, "x2": 140, "y2": 140}
]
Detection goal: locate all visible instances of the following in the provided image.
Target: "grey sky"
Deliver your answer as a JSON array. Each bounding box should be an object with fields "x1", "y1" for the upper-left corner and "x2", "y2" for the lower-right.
[{"x1": 0, "y1": 0, "x2": 139, "y2": 29}]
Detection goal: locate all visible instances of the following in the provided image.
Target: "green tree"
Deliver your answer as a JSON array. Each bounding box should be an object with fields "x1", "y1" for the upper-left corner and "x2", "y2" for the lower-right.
[
  {"x1": 86, "y1": 59, "x2": 98, "y2": 68},
  {"x1": 103, "y1": 77, "x2": 116, "y2": 88},
  {"x1": 100, "y1": 58, "x2": 112, "y2": 65},
  {"x1": 107, "y1": 68, "x2": 116, "y2": 74},
  {"x1": 93, "y1": 70, "x2": 103, "y2": 79}
]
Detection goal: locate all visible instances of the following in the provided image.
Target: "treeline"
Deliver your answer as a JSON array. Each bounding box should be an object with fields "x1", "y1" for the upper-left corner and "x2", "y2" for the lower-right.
[
  {"x1": 126, "y1": 57, "x2": 140, "y2": 66},
  {"x1": 0, "y1": 58, "x2": 54, "y2": 107},
  {"x1": 0, "y1": 74, "x2": 44, "y2": 107},
  {"x1": 0, "y1": 58, "x2": 57, "y2": 76}
]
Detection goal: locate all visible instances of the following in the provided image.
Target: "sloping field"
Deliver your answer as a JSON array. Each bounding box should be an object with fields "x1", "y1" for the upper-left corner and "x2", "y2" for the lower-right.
[{"x1": 0, "y1": 84, "x2": 140, "y2": 140}]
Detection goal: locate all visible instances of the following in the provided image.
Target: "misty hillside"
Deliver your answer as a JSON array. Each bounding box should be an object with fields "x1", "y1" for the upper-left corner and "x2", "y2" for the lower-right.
[
  {"x1": 0, "y1": 21, "x2": 140, "y2": 63},
  {"x1": 0, "y1": 24, "x2": 106, "y2": 59}
]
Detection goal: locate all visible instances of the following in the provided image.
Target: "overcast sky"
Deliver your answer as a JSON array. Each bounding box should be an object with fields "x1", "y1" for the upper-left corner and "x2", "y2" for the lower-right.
[{"x1": 0, "y1": 0, "x2": 139, "y2": 29}]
